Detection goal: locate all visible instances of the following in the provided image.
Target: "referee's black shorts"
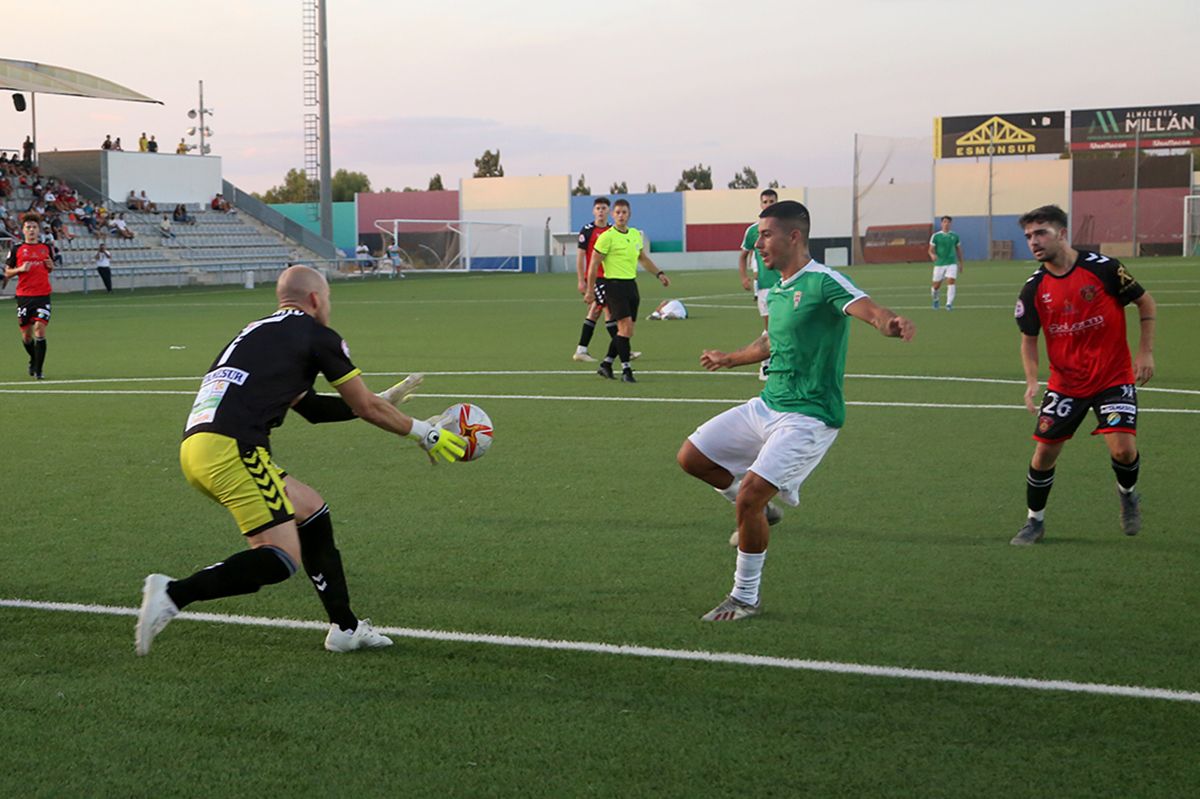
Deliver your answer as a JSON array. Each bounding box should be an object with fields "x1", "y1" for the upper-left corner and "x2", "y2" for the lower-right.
[{"x1": 603, "y1": 278, "x2": 639, "y2": 321}]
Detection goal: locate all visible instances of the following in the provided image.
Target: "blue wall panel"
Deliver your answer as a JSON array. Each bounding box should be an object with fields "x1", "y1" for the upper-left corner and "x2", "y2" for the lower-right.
[
  {"x1": 941, "y1": 215, "x2": 1027, "y2": 261},
  {"x1": 570, "y1": 193, "x2": 684, "y2": 251}
]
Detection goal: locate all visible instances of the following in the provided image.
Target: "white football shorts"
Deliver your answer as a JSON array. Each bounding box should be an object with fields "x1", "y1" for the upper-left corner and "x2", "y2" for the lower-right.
[
  {"x1": 932, "y1": 263, "x2": 959, "y2": 282},
  {"x1": 687, "y1": 396, "x2": 839, "y2": 506},
  {"x1": 755, "y1": 288, "x2": 770, "y2": 317}
]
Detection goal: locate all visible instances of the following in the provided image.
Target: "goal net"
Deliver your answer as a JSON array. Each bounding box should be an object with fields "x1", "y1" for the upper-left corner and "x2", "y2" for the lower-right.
[
  {"x1": 371, "y1": 219, "x2": 524, "y2": 272},
  {"x1": 852, "y1": 133, "x2": 934, "y2": 264},
  {"x1": 1185, "y1": 195, "x2": 1200, "y2": 257}
]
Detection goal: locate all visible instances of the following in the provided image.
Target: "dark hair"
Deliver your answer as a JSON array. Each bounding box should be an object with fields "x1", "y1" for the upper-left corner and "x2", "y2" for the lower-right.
[
  {"x1": 759, "y1": 200, "x2": 810, "y2": 239},
  {"x1": 593, "y1": 197, "x2": 611, "y2": 207},
  {"x1": 940, "y1": 215, "x2": 952, "y2": 222},
  {"x1": 760, "y1": 188, "x2": 778, "y2": 201},
  {"x1": 1018, "y1": 204, "x2": 1067, "y2": 229},
  {"x1": 20, "y1": 211, "x2": 41, "y2": 225},
  {"x1": 613, "y1": 199, "x2": 630, "y2": 210}
]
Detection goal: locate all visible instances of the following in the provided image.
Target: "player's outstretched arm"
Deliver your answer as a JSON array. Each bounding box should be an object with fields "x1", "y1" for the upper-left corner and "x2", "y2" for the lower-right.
[
  {"x1": 334, "y1": 374, "x2": 465, "y2": 463},
  {"x1": 700, "y1": 336, "x2": 770, "y2": 371},
  {"x1": 847, "y1": 297, "x2": 915, "y2": 341},
  {"x1": 1133, "y1": 292, "x2": 1156, "y2": 385}
]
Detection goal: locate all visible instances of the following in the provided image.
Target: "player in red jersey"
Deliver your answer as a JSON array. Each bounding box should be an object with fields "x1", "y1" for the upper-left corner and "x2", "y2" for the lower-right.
[
  {"x1": 572, "y1": 196, "x2": 614, "y2": 362},
  {"x1": 3, "y1": 212, "x2": 55, "y2": 379},
  {"x1": 1010, "y1": 205, "x2": 1156, "y2": 545}
]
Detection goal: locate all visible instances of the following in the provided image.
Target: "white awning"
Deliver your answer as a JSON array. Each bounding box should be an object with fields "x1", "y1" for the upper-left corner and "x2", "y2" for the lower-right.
[{"x1": 0, "y1": 58, "x2": 160, "y2": 104}]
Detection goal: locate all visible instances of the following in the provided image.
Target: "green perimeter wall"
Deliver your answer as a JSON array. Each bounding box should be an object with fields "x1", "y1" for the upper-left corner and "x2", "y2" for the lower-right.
[{"x1": 270, "y1": 202, "x2": 357, "y2": 254}]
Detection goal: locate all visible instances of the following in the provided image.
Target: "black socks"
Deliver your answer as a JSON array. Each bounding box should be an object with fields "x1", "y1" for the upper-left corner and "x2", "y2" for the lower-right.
[
  {"x1": 166, "y1": 546, "x2": 296, "y2": 610},
  {"x1": 298, "y1": 505, "x2": 357, "y2": 632}
]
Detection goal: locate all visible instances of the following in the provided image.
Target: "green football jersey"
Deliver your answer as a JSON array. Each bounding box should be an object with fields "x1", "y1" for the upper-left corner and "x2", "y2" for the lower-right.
[
  {"x1": 742, "y1": 223, "x2": 782, "y2": 290},
  {"x1": 760, "y1": 262, "x2": 867, "y2": 428},
  {"x1": 931, "y1": 231, "x2": 960, "y2": 266}
]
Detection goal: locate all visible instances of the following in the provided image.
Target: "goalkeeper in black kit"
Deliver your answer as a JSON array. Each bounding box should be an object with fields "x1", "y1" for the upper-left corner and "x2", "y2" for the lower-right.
[{"x1": 136, "y1": 265, "x2": 466, "y2": 655}]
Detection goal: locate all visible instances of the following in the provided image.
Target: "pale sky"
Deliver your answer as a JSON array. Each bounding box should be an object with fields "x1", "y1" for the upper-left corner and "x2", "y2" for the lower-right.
[{"x1": 3, "y1": 0, "x2": 1196, "y2": 195}]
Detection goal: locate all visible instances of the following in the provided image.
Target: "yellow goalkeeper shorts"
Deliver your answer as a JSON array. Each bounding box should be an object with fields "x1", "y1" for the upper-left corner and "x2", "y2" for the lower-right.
[{"x1": 179, "y1": 432, "x2": 295, "y2": 536}]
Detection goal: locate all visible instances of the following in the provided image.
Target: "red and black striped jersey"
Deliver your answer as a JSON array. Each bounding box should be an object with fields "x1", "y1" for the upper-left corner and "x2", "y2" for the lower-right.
[
  {"x1": 578, "y1": 222, "x2": 610, "y2": 279},
  {"x1": 1014, "y1": 250, "x2": 1144, "y2": 396}
]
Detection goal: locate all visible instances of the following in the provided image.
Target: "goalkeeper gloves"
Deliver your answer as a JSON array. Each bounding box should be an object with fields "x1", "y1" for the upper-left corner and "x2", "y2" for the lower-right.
[
  {"x1": 378, "y1": 373, "x2": 424, "y2": 406},
  {"x1": 407, "y1": 418, "x2": 466, "y2": 464}
]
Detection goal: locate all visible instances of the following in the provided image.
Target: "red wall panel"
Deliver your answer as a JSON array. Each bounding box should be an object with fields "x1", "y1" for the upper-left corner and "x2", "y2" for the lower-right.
[
  {"x1": 685, "y1": 223, "x2": 750, "y2": 252},
  {"x1": 357, "y1": 190, "x2": 460, "y2": 233},
  {"x1": 1071, "y1": 188, "x2": 1187, "y2": 244}
]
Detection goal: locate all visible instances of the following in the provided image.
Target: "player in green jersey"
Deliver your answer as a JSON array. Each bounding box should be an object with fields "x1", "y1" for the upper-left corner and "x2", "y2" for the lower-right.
[
  {"x1": 738, "y1": 189, "x2": 779, "y2": 379},
  {"x1": 929, "y1": 215, "x2": 964, "y2": 310},
  {"x1": 676, "y1": 201, "x2": 915, "y2": 621}
]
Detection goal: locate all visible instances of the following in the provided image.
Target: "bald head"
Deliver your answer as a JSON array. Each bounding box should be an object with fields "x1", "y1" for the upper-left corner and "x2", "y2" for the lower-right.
[{"x1": 276, "y1": 265, "x2": 331, "y2": 324}]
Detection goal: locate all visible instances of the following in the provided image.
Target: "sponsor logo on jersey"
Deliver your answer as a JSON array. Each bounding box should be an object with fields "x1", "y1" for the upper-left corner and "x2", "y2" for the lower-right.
[
  {"x1": 1080, "y1": 284, "x2": 1098, "y2": 302},
  {"x1": 1106, "y1": 412, "x2": 1122, "y2": 425},
  {"x1": 1041, "y1": 292, "x2": 1053, "y2": 304},
  {"x1": 793, "y1": 291, "x2": 803, "y2": 309},
  {"x1": 1047, "y1": 315, "x2": 1104, "y2": 336},
  {"x1": 341, "y1": 339, "x2": 351, "y2": 359},
  {"x1": 1014, "y1": 299, "x2": 1025, "y2": 318},
  {"x1": 1099, "y1": 403, "x2": 1136, "y2": 415},
  {"x1": 202, "y1": 367, "x2": 249, "y2": 386}
]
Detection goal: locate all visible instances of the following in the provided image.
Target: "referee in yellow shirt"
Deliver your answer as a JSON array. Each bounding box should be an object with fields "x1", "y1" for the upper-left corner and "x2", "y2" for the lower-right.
[{"x1": 584, "y1": 199, "x2": 669, "y2": 382}]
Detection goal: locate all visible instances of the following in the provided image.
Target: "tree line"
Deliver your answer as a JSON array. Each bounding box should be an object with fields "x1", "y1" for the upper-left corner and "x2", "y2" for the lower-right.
[{"x1": 254, "y1": 150, "x2": 781, "y2": 203}]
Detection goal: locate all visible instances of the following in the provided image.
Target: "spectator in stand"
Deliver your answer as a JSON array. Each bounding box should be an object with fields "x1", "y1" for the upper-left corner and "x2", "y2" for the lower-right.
[
  {"x1": 102, "y1": 134, "x2": 114, "y2": 150},
  {"x1": 176, "y1": 138, "x2": 188, "y2": 155},
  {"x1": 0, "y1": 172, "x2": 10, "y2": 199},
  {"x1": 113, "y1": 137, "x2": 123, "y2": 151},
  {"x1": 22, "y1": 136, "x2": 33, "y2": 164},
  {"x1": 138, "y1": 132, "x2": 149, "y2": 152},
  {"x1": 159, "y1": 214, "x2": 176, "y2": 240},
  {"x1": 111, "y1": 212, "x2": 135, "y2": 240},
  {"x1": 94, "y1": 243, "x2": 113, "y2": 292},
  {"x1": 212, "y1": 193, "x2": 235, "y2": 213},
  {"x1": 78, "y1": 202, "x2": 98, "y2": 235},
  {"x1": 172, "y1": 204, "x2": 195, "y2": 225},
  {"x1": 48, "y1": 212, "x2": 75, "y2": 242},
  {"x1": 148, "y1": 135, "x2": 159, "y2": 153},
  {"x1": 127, "y1": 190, "x2": 143, "y2": 211},
  {"x1": 140, "y1": 191, "x2": 158, "y2": 213}
]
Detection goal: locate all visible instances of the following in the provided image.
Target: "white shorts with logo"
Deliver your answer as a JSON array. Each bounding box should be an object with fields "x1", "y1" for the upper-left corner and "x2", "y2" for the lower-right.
[
  {"x1": 755, "y1": 288, "x2": 770, "y2": 317},
  {"x1": 932, "y1": 263, "x2": 959, "y2": 282},
  {"x1": 687, "y1": 396, "x2": 839, "y2": 506}
]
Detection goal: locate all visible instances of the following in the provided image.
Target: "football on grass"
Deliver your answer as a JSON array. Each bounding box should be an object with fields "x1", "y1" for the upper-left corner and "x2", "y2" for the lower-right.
[{"x1": 443, "y1": 403, "x2": 494, "y2": 461}]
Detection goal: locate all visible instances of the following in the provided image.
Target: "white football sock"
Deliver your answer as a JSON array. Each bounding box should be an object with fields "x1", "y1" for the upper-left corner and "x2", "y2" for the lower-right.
[
  {"x1": 1028, "y1": 509, "x2": 1045, "y2": 521},
  {"x1": 947, "y1": 284, "x2": 957, "y2": 305},
  {"x1": 716, "y1": 478, "x2": 742, "y2": 504},
  {"x1": 575, "y1": 345, "x2": 587, "y2": 354},
  {"x1": 731, "y1": 549, "x2": 766, "y2": 605}
]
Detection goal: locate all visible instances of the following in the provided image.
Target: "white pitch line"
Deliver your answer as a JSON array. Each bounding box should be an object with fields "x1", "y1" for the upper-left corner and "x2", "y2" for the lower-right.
[
  {"x1": 2, "y1": 388, "x2": 1196, "y2": 413},
  {"x1": 2, "y1": 598, "x2": 1196, "y2": 704},
  {"x1": 3, "y1": 370, "x2": 1198, "y2": 396}
]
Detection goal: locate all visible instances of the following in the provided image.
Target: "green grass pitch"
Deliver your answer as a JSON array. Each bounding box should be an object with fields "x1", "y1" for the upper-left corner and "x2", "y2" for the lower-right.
[{"x1": 2, "y1": 258, "x2": 1198, "y2": 797}]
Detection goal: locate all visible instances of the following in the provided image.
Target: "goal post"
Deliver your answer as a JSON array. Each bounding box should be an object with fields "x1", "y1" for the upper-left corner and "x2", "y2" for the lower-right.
[
  {"x1": 1185, "y1": 195, "x2": 1200, "y2": 257},
  {"x1": 371, "y1": 219, "x2": 524, "y2": 272}
]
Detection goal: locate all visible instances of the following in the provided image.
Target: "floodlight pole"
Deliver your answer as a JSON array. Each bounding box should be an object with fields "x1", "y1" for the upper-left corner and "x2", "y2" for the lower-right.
[
  {"x1": 199, "y1": 80, "x2": 207, "y2": 157},
  {"x1": 317, "y1": 0, "x2": 333, "y2": 241},
  {"x1": 1131, "y1": 124, "x2": 1141, "y2": 256}
]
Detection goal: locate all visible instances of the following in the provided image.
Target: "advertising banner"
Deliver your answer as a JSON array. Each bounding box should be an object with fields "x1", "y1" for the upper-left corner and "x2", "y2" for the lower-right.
[
  {"x1": 934, "y1": 112, "x2": 1065, "y2": 158},
  {"x1": 1070, "y1": 105, "x2": 1200, "y2": 151}
]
